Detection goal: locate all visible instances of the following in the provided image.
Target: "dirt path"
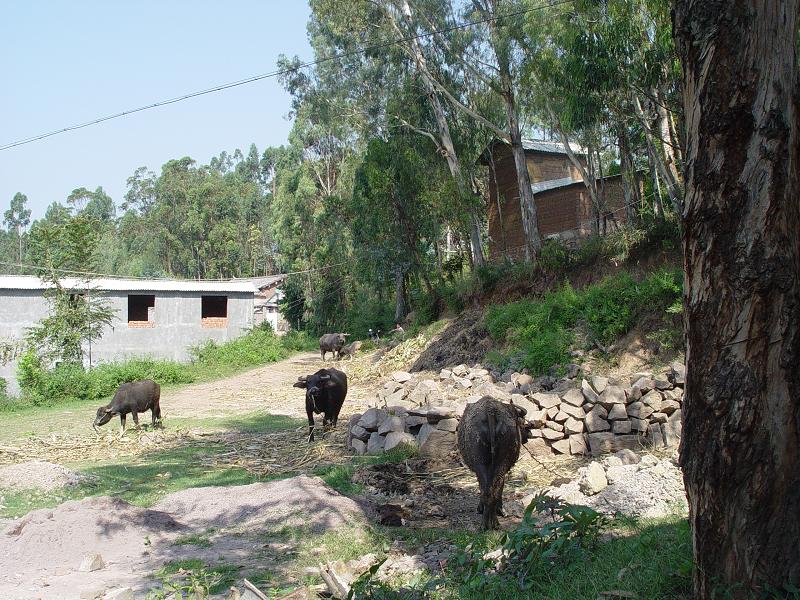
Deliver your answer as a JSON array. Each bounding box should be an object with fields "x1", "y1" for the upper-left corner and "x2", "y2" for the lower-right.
[{"x1": 164, "y1": 352, "x2": 375, "y2": 420}]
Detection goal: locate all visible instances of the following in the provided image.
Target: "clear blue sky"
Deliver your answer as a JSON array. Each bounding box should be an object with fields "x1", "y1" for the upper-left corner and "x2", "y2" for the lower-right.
[{"x1": 0, "y1": 1, "x2": 312, "y2": 220}]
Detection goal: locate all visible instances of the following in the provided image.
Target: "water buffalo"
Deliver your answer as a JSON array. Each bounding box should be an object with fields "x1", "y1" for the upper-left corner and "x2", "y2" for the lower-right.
[
  {"x1": 293, "y1": 368, "x2": 348, "y2": 442},
  {"x1": 457, "y1": 396, "x2": 532, "y2": 530},
  {"x1": 319, "y1": 333, "x2": 350, "y2": 360},
  {"x1": 338, "y1": 340, "x2": 362, "y2": 360},
  {"x1": 94, "y1": 380, "x2": 162, "y2": 437}
]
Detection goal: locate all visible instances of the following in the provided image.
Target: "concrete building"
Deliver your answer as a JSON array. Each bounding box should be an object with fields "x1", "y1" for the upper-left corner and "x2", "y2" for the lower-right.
[
  {"x1": 252, "y1": 275, "x2": 289, "y2": 333},
  {"x1": 481, "y1": 139, "x2": 636, "y2": 261},
  {"x1": 0, "y1": 275, "x2": 257, "y2": 394}
]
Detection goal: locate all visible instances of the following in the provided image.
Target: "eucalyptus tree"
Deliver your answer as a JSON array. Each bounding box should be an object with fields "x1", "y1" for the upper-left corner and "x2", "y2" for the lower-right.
[{"x1": 4, "y1": 192, "x2": 31, "y2": 266}]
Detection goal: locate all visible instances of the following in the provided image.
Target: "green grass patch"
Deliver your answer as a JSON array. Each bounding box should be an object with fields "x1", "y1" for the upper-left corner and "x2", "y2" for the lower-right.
[
  {"x1": 173, "y1": 533, "x2": 213, "y2": 548},
  {"x1": 313, "y1": 444, "x2": 418, "y2": 496},
  {"x1": 154, "y1": 559, "x2": 240, "y2": 596},
  {"x1": 0, "y1": 412, "x2": 305, "y2": 517},
  {"x1": 485, "y1": 269, "x2": 682, "y2": 374}
]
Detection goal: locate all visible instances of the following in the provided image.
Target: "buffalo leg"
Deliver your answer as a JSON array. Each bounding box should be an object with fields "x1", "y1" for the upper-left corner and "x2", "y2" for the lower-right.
[
  {"x1": 131, "y1": 411, "x2": 140, "y2": 429},
  {"x1": 119, "y1": 414, "x2": 127, "y2": 438},
  {"x1": 307, "y1": 408, "x2": 316, "y2": 442},
  {"x1": 151, "y1": 405, "x2": 161, "y2": 428}
]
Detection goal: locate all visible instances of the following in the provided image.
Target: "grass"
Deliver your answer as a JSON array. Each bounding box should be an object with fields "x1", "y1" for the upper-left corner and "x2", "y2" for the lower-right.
[
  {"x1": 313, "y1": 445, "x2": 419, "y2": 495},
  {"x1": 173, "y1": 531, "x2": 214, "y2": 548},
  {"x1": 485, "y1": 269, "x2": 682, "y2": 374},
  {"x1": 2, "y1": 327, "x2": 317, "y2": 412},
  {"x1": 155, "y1": 558, "x2": 241, "y2": 595},
  {"x1": 0, "y1": 412, "x2": 306, "y2": 517}
]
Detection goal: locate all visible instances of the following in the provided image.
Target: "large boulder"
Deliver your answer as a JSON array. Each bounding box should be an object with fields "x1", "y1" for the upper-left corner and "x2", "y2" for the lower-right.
[
  {"x1": 585, "y1": 405, "x2": 610, "y2": 433},
  {"x1": 599, "y1": 385, "x2": 627, "y2": 410},
  {"x1": 578, "y1": 462, "x2": 608, "y2": 495},
  {"x1": 581, "y1": 379, "x2": 601, "y2": 404},
  {"x1": 588, "y1": 432, "x2": 642, "y2": 455},
  {"x1": 359, "y1": 408, "x2": 389, "y2": 431},
  {"x1": 532, "y1": 392, "x2": 561, "y2": 409},
  {"x1": 418, "y1": 429, "x2": 456, "y2": 458},
  {"x1": 367, "y1": 432, "x2": 386, "y2": 455},
  {"x1": 384, "y1": 432, "x2": 417, "y2": 452}
]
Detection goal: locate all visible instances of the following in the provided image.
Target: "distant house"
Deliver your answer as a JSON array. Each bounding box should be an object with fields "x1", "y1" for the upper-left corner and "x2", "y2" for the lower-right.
[
  {"x1": 252, "y1": 275, "x2": 289, "y2": 333},
  {"x1": 0, "y1": 275, "x2": 258, "y2": 394},
  {"x1": 481, "y1": 139, "x2": 632, "y2": 261}
]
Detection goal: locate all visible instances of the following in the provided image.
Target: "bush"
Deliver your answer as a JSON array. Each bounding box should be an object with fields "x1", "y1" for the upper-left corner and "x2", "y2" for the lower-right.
[
  {"x1": 14, "y1": 326, "x2": 317, "y2": 408},
  {"x1": 485, "y1": 269, "x2": 682, "y2": 374}
]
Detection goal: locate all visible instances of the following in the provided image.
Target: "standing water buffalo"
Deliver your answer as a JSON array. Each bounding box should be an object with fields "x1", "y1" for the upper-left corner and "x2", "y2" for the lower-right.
[
  {"x1": 338, "y1": 340, "x2": 362, "y2": 360},
  {"x1": 293, "y1": 368, "x2": 348, "y2": 442},
  {"x1": 319, "y1": 333, "x2": 350, "y2": 360},
  {"x1": 94, "y1": 379, "x2": 162, "y2": 437},
  {"x1": 457, "y1": 396, "x2": 532, "y2": 530}
]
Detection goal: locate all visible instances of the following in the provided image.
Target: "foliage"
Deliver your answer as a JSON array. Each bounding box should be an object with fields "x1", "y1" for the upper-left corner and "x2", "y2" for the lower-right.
[
  {"x1": 25, "y1": 212, "x2": 116, "y2": 367},
  {"x1": 454, "y1": 494, "x2": 607, "y2": 592},
  {"x1": 486, "y1": 269, "x2": 682, "y2": 373},
  {"x1": 14, "y1": 328, "x2": 314, "y2": 407}
]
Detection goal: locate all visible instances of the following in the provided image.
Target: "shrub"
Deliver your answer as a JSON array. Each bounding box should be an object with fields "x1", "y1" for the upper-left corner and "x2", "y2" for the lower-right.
[{"x1": 485, "y1": 269, "x2": 682, "y2": 374}]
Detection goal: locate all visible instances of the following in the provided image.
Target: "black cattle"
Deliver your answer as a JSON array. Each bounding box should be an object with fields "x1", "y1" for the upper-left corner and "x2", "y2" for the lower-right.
[
  {"x1": 319, "y1": 333, "x2": 350, "y2": 360},
  {"x1": 293, "y1": 368, "x2": 348, "y2": 442},
  {"x1": 457, "y1": 396, "x2": 532, "y2": 530},
  {"x1": 94, "y1": 380, "x2": 162, "y2": 436}
]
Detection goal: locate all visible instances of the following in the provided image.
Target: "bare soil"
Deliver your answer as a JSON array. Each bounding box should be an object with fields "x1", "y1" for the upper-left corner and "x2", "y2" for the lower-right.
[{"x1": 0, "y1": 476, "x2": 366, "y2": 600}]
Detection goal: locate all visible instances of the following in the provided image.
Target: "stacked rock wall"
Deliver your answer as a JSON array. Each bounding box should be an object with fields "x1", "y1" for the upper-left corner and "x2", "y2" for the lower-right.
[{"x1": 347, "y1": 362, "x2": 685, "y2": 458}]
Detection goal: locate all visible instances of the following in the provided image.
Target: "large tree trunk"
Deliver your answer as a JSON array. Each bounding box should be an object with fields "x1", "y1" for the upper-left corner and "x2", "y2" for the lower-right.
[{"x1": 673, "y1": 1, "x2": 800, "y2": 597}]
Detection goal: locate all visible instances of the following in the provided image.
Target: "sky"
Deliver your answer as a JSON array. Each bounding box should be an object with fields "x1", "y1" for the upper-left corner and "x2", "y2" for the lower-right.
[{"x1": 0, "y1": 1, "x2": 312, "y2": 220}]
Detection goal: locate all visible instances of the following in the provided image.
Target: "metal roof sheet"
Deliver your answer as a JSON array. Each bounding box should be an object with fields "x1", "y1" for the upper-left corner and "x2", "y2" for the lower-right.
[
  {"x1": 0, "y1": 275, "x2": 258, "y2": 293},
  {"x1": 522, "y1": 139, "x2": 586, "y2": 155},
  {"x1": 531, "y1": 176, "x2": 585, "y2": 194}
]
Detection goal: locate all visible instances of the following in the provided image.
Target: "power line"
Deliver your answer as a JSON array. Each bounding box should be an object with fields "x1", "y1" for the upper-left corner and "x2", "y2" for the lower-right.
[{"x1": 0, "y1": 0, "x2": 574, "y2": 152}]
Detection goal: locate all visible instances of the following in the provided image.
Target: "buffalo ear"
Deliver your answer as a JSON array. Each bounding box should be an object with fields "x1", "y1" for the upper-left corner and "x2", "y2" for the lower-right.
[
  {"x1": 293, "y1": 376, "x2": 307, "y2": 389},
  {"x1": 104, "y1": 407, "x2": 113, "y2": 413}
]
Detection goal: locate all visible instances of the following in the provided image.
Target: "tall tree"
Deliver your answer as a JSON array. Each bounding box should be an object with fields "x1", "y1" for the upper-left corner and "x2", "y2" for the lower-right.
[
  {"x1": 4, "y1": 192, "x2": 31, "y2": 266},
  {"x1": 674, "y1": 1, "x2": 800, "y2": 596}
]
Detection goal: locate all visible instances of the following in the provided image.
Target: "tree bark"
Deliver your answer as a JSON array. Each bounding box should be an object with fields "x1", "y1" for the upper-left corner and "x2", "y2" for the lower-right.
[
  {"x1": 619, "y1": 129, "x2": 639, "y2": 226},
  {"x1": 673, "y1": 1, "x2": 800, "y2": 597}
]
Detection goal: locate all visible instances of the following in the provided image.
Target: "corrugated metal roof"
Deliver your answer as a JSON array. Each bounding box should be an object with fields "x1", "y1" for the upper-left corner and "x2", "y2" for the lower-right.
[
  {"x1": 531, "y1": 176, "x2": 584, "y2": 193},
  {"x1": 248, "y1": 275, "x2": 287, "y2": 290},
  {"x1": 522, "y1": 139, "x2": 586, "y2": 155},
  {"x1": 0, "y1": 275, "x2": 257, "y2": 293}
]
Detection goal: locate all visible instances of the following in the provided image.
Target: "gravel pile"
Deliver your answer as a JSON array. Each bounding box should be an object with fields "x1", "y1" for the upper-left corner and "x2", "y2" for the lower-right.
[{"x1": 0, "y1": 461, "x2": 91, "y2": 492}]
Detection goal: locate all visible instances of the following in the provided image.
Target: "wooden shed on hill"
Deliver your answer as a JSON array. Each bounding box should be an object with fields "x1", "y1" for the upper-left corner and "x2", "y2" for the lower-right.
[{"x1": 481, "y1": 139, "x2": 632, "y2": 261}]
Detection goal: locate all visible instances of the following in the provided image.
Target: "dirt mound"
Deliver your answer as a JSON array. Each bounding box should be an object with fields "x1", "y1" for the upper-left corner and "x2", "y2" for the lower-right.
[
  {"x1": 0, "y1": 461, "x2": 91, "y2": 491},
  {"x1": 0, "y1": 476, "x2": 367, "y2": 600},
  {"x1": 411, "y1": 311, "x2": 491, "y2": 372}
]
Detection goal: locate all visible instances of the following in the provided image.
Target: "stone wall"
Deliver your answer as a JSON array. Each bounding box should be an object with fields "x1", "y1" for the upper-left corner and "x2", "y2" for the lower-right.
[{"x1": 347, "y1": 362, "x2": 685, "y2": 458}]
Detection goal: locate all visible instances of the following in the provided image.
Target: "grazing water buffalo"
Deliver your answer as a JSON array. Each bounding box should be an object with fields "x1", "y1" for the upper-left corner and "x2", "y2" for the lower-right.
[
  {"x1": 293, "y1": 368, "x2": 348, "y2": 442},
  {"x1": 338, "y1": 340, "x2": 362, "y2": 360},
  {"x1": 94, "y1": 380, "x2": 162, "y2": 437},
  {"x1": 319, "y1": 333, "x2": 350, "y2": 360},
  {"x1": 457, "y1": 396, "x2": 532, "y2": 530}
]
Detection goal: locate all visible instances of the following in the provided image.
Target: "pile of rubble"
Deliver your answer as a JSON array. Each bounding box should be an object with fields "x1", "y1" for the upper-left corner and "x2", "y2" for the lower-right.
[{"x1": 347, "y1": 361, "x2": 686, "y2": 459}]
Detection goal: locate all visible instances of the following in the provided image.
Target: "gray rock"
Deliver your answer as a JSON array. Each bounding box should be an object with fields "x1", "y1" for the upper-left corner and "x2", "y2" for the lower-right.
[
  {"x1": 581, "y1": 378, "x2": 601, "y2": 404},
  {"x1": 612, "y1": 420, "x2": 632, "y2": 434},
  {"x1": 439, "y1": 369, "x2": 452, "y2": 380},
  {"x1": 469, "y1": 368, "x2": 490, "y2": 378},
  {"x1": 627, "y1": 385, "x2": 643, "y2": 402},
  {"x1": 544, "y1": 406, "x2": 559, "y2": 419},
  {"x1": 525, "y1": 437, "x2": 553, "y2": 456},
  {"x1": 654, "y1": 378, "x2": 673, "y2": 391},
  {"x1": 542, "y1": 427, "x2": 565, "y2": 441},
  {"x1": 560, "y1": 402, "x2": 585, "y2": 420},
  {"x1": 79, "y1": 553, "x2": 105, "y2": 572},
  {"x1": 378, "y1": 416, "x2": 406, "y2": 435},
  {"x1": 405, "y1": 415, "x2": 427, "y2": 427},
  {"x1": 553, "y1": 411, "x2": 569, "y2": 424},
  {"x1": 516, "y1": 373, "x2": 533, "y2": 387},
  {"x1": 551, "y1": 439, "x2": 571, "y2": 454},
  {"x1": 585, "y1": 405, "x2": 610, "y2": 432},
  {"x1": 511, "y1": 395, "x2": 538, "y2": 417},
  {"x1": 639, "y1": 454, "x2": 660, "y2": 468},
  {"x1": 546, "y1": 421, "x2": 565, "y2": 432},
  {"x1": 367, "y1": 432, "x2": 386, "y2": 454},
  {"x1": 409, "y1": 380, "x2": 442, "y2": 405},
  {"x1": 425, "y1": 406, "x2": 457, "y2": 422},
  {"x1": 561, "y1": 388, "x2": 585, "y2": 407},
  {"x1": 599, "y1": 385, "x2": 627, "y2": 409},
  {"x1": 605, "y1": 464, "x2": 639, "y2": 485},
  {"x1": 454, "y1": 377, "x2": 473, "y2": 389},
  {"x1": 626, "y1": 401, "x2": 654, "y2": 420},
  {"x1": 416, "y1": 423, "x2": 436, "y2": 445},
  {"x1": 630, "y1": 417, "x2": 650, "y2": 432},
  {"x1": 104, "y1": 590, "x2": 134, "y2": 600},
  {"x1": 588, "y1": 432, "x2": 643, "y2": 455},
  {"x1": 661, "y1": 399, "x2": 681, "y2": 415},
  {"x1": 385, "y1": 388, "x2": 407, "y2": 405},
  {"x1": 669, "y1": 361, "x2": 686, "y2": 386},
  {"x1": 359, "y1": 408, "x2": 389, "y2": 431},
  {"x1": 452, "y1": 364, "x2": 468, "y2": 376},
  {"x1": 528, "y1": 409, "x2": 547, "y2": 427},
  {"x1": 528, "y1": 428, "x2": 543, "y2": 438},
  {"x1": 564, "y1": 417, "x2": 584, "y2": 434},
  {"x1": 418, "y1": 429, "x2": 456, "y2": 457},
  {"x1": 474, "y1": 382, "x2": 511, "y2": 402},
  {"x1": 601, "y1": 455, "x2": 624, "y2": 468},
  {"x1": 569, "y1": 434, "x2": 589, "y2": 455},
  {"x1": 631, "y1": 376, "x2": 655, "y2": 395},
  {"x1": 436, "y1": 418, "x2": 459, "y2": 432},
  {"x1": 532, "y1": 392, "x2": 561, "y2": 409},
  {"x1": 392, "y1": 371, "x2": 413, "y2": 383},
  {"x1": 578, "y1": 462, "x2": 608, "y2": 495},
  {"x1": 664, "y1": 388, "x2": 684, "y2": 402},
  {"x1": 607, "y1": 404, "x2": 628, "y2": 420},
  {"x1": 565, "y1": 363, "x2": 581, "y2": 379},
  {"x1": 614, "y1": 448, "x2": 641, "y2": 465},
  {"x1": 384, "y1": 431, "x2": 418, "y2": 452},
  {"x1": 350, "y1": 424, "x2": 370, "y2": 441},
  {"x1": 647, "y1": 424, "x2": 666, "y2": 448},
  {"x1": 351, "y1": 438, "x2": 367, "y2": 455},
  {"x1": 641, "y1": 390, "x2": 664, "y2": 412},
  {"x1": 591, "y1": 376, "x2": 609, "y2": 394},
  {"x1": 650, "y1": 412, "x2": 668, "y2": 424},
  {"x1": 663, "y1": 410, "x2": 682, "y2": 447}
]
